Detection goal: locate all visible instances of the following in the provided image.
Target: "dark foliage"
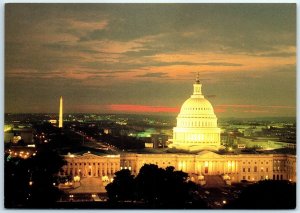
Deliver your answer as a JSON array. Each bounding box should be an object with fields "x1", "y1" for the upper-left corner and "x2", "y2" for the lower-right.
[
  {"x1": 106, "y1": 169, "x2": 135, "y2": 202},
  {"x1": 106, "y1": 164, "x2": 206, "y2": 208},
  {"x1": 224, "y1": 180, "x2": 296, "y2": 209},
  {"x1": 4, "y1": 147, "x2": 66, "y2": 208},
  {"x1": 5, "y1": 155, "x2": 31, "y2": 207}
]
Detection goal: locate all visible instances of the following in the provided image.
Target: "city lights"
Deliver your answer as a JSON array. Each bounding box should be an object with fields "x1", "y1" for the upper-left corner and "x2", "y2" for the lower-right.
[{"x1": 4, "y1": 3, "x2": 296, "y2": 210}]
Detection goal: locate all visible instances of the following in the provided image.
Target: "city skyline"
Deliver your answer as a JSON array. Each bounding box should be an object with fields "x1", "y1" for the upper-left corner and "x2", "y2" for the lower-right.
[{"x1": 5, "y1": 4, "x2": 296, "y2": 118}]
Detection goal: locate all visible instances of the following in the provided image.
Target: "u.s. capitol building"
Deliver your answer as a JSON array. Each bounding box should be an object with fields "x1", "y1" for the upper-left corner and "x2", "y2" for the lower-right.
[{"x1": 61, "y1": 78, "x2": 296, "y2": 183}]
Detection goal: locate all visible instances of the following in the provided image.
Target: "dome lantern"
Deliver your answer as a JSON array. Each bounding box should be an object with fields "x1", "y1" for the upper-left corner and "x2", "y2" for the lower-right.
[{"x1": 192, "y1": 72, "x2": 203, "y2": 98}]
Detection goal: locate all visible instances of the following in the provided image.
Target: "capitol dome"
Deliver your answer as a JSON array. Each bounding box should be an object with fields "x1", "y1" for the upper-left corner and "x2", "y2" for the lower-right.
[
  {"x1": 180, "y1": 98, "x2": 215, "y2": 116},
  {"x1": 172, "y1": 76, "x2": 221, "y2": 151}
]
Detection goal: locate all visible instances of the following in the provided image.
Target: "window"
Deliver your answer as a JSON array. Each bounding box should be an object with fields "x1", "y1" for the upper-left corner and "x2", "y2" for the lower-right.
[
  {"x1": 243, "y1": 168, "x2": 245, "y2": 172},
  {"x1": 254, "y1": 166, "x2": 257, "y2": 172},
  {"x1": 248, "y1": 168, "x2": 251, "y2": 172}
]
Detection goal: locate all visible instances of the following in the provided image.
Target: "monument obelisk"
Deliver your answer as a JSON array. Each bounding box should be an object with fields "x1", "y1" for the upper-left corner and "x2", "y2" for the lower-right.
[{"x1": 59, "y1": 96, "x2": 63, "y2": 128}]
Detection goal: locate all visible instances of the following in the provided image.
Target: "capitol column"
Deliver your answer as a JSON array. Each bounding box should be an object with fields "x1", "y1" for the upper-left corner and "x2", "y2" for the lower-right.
[
  {"x1": 104, "y1": 162, "x2": 107, "y2": 176},
  {"x1": 96, "y1": 163, "x2": 99, "y2": 177},
  {"x1": 99, "y1": 163, "x2": 102, "y2": 176}
]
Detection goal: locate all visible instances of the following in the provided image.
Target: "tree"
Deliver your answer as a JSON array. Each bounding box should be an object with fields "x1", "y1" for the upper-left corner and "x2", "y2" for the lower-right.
[
  {"x1": 135, "y1": 164, "x2": 165, "y2": 205},
  {"x1": 105, "y1": 164, "x2": 206, "y2": 208},
  {"x1": 106, "y1": 169, "x2": 135, "y2": 202},
  {"x1": 4, "y1": 146, "x2": 66, "y2": 208},
  {"x1": 224, "y1": 180, "x2": 296, "y2": 209},
  {"x1": 26, "y1": 146, "x2": 66, "y2": 207},
  {"x1": 4, "y1": 155, "x2": 31, "y2": 208},
  {"x1": 135, "y1": 164, "x2": 201, "y2": 208}
]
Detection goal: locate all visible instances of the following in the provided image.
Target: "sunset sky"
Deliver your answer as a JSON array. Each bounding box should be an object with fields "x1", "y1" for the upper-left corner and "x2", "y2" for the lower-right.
[{"x1": 5, "y1": 4, "x2": 296, "y2": 117}]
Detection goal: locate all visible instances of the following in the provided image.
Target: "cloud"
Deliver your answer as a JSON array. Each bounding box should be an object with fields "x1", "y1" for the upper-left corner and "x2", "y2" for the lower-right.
[
  {"x1": 206, "y1": 95, "x2": 217, "y2": 98},
  {"x1": 198, "y1": 62, "x2": 242, "y2": 66},
  {"x1": 136, "y1": 72, "x2": 168, "y2": 78}
]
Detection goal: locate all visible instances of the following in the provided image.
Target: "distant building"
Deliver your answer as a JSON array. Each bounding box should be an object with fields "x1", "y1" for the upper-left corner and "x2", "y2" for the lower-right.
[
  {"x1": 151, "y1": 133, "x2": 168, "y2": 148},
  {"x1": 235, "y1": 136, "x2": 295, "y2": 150},
  {"x1": 4, "y1": 127, "x2": 33, "y2": 144},
  {"x1": 49, "y1": 119, "x2": 57, "y2": 124}
]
